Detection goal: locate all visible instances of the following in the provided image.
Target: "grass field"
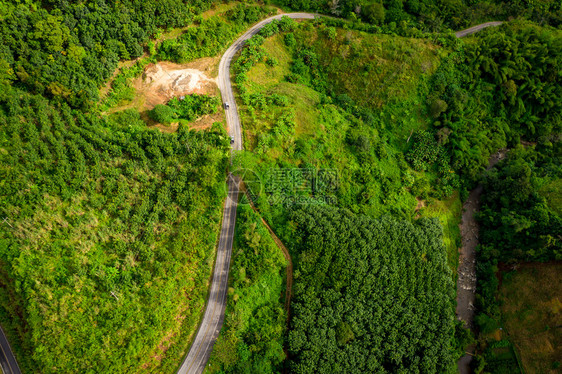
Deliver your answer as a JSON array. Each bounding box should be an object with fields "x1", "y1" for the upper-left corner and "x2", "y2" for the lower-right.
[{"x1": 499, "y1": 262, "x2": 562, "y2": 374}]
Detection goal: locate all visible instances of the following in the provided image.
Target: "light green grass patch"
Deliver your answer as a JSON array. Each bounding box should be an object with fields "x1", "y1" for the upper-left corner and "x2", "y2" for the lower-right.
[
  {"x1": 419, "y1": 192, "x2": 462, "y2": 271},
  {"x1": 539, "y1": 178, "x2": 562, "y2": 215}
]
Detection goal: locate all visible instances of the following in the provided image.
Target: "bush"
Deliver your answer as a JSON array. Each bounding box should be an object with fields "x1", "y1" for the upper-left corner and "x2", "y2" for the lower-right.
[
  {"x1": 429, "y1": 98, "x2": 448, "y2": 118},
  {"x1": 149, "y1": 104, "x2": 176, "y2": 123},
  {"x1": 266, "y1": 57, "x2": 279, "y2": 67}
]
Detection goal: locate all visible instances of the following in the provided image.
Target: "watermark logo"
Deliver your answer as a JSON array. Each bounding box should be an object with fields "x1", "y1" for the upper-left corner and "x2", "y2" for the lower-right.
[
  {"x1": 231, "y1": 167, "x2": 339, "y2": 206},
  {"x1": 230, "y1": 167, "x2": 263, "y2": 206},
  {"x1": 266, "y1": 168, "x2": 339, "y2": 206}
]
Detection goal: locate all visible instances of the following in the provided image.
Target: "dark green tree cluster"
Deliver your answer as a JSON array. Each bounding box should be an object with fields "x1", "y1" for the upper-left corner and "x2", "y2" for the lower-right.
[
  {"x1": 465, "y1": 23, "x2": 561, "y2": 140},
  {"x1": 0, "y1": 0, "x2": 214, "y2": 108},
  {"x1": 274, "y1": 0, "x2": 561, "y2": 30},
  {"x1": 473, "y1": 142, "x2": 561, "y2": 332},
  {"x1": 167, "y1": 94, "x2": 221, "y2": 121},
  {"x1": 479, "y1": 147, "x2": 562, "y2": 263},
  {"x1": 149, "y1": 94, "x2": 220, "y2": 124},
  {"x1": 427, "y1": 21, "x2": 561, "y2": 183},
  {"x1": 285, "y1": 205, "x2": 457, "y2": 373},
  {"x1": 0, "y1": 87, "x2": 230, "y2": 372},
  {"x1": 156, "y1": 5, "x2": 275, "y2": 63}
]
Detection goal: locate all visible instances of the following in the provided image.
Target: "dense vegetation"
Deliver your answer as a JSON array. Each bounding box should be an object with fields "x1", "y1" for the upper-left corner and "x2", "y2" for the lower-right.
[
  {"x1": 0, "y1": 0, "x2": 217, "y2": 108},
  {"x1": 0, "y1": 2, "x2": 240, "y2": 371},
  {"x1": 472, "y1": 143, "x2": 561, "y2": 372},
  {"x1": 274, "y1": 0, "x2": 561, "y2": 30},
  {"x1": 426, "y1": 21, "x2": 562, "y2": 183},
  {"x1": 230, "y1": 17, "x2": 467, "y2": 275},
  {"x1": 285, "y1": 205, "x2": 456, "y2": 373},
  {"x1": 0, "y1": 86, "x2": 230, "y2": 372},
  {"x1": 0, "y1": 0, "x2": 560, "y2": 372},
  {"x1": 232, "y1": 18, "x2": 443, "y2": 220},
  {"x1": 156, "y1": 4, "x2": 275, "y2": 63},
  {"x1": 100, "y1": 4, "x2": 275, "y2": 112},
  {"x1": 208, "y1": 202, "x2": 287, "y2": 373},
  {"x1": 149, "y1": 94, "x2": 220, "y2": 124},
  {"x1": 230, "y1": 13, "x2": 561, "y2": 374}
]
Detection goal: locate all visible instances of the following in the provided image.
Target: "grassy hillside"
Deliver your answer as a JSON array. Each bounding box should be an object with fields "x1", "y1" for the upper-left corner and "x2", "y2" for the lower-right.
[
  {"x1": 232, "y1": 20, "x2": 462, "y2": 263},
  {"x1": 207, "y1": 202, "x2": 287, "y2": 373},
  {"x1": 0, "y1": 90, "x2": 230, "y2": 373},
  {"x1": 228, "y1": 15, "x2": 463, "y2": 372}
]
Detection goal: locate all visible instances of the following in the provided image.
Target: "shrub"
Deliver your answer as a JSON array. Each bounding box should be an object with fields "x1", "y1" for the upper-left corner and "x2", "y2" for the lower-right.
[
  {"x1": 149, "y1": 104, "x2": 176, "y2": 123},
  {"x1": 429, "y1": 98, "x2": 448, "y2": 118}
]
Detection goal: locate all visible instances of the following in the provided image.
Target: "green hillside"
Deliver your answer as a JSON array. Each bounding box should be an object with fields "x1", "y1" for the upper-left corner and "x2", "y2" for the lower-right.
[
  {"x1": 0, "y1": 89, "x2": 229, "y2": 373},
  {"x1": 0, "y1": 0, "x2": 560, "y2": 373}
]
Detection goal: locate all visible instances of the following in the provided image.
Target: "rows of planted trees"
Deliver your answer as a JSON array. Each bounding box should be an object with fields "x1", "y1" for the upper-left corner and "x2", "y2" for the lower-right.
[
  {"x1": 225, "y1": 16, "x2": 466, "y2": 372},
  {"x1": 0, "y1": 0, "x2": 218, "y2": 108},
  {"x1": 285, "y1": 205, "x2": 456, "y2": 373},
  {"x1": 0, "y1": 85, "x2": 230, "y2": 372},
  {"x1": 0, "y1": 0, "x2": 559, "y2": 372},
  {"x1": 0, "y1": 1, "x2": 290, "y2": 372}
]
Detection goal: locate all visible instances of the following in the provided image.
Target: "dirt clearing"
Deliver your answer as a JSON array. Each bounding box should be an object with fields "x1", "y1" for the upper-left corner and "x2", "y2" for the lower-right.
[
  {"x1": 136, "y1": 61, "x2": 219, "y2": 110},
  {"x1": 107, "y1": 58, "x2": 225, "y2": 131}
]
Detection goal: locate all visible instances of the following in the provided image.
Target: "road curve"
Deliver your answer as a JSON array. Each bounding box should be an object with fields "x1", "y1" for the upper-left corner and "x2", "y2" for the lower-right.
[
  {"x1": 0, "y1": 11, "x2": 502, "y2": 374},
  {"x1": 0, "y1": 326, "x2": 21, "y2": 374},
  {"x1": 177, "y1": 12, "x2": 503, "y2": 374},
  {"x1": 176, "y1": 13, "x2": 316, "y2": 374},
  {"x1": 455, "y1": 21, "x2": 503, "y2": 38}
]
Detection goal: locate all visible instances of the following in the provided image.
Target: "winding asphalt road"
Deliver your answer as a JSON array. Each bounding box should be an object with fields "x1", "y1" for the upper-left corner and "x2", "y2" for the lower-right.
[
  {"x1": 177, "y1": 14, "x2": 502, "y2": 374},
  {"x1": 455, "y1": 21, "x2": 503, "y2": 38},
  {"x1": 0, "y1": 14, "x2": 502, "y2": 374},
  {"x1": 176, "y1": 13, "x2": 315, "y2": 374}
]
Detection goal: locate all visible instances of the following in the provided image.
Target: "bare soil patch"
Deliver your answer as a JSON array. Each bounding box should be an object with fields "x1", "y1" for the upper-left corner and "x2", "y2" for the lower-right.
[
  {"x1": 137, "y1": 61, "x2": 219, "y2": 110},
  {"x1": 107, "y1": 58, "x2": 225, "y2": 131}
]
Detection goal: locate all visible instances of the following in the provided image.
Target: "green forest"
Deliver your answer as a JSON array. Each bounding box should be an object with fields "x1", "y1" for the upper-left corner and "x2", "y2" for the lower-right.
[
  {"x1": 228, "y1": 9, "x2": 560, "y2": 374},
  {"x1": 0, "y1": 0, "x2": 560, "y2": 373},
  {"x1": 0, "y1": 87, "x2": 230, "y2": 373},
  {"x1": 286, "y1": 205, "x2": 456, "y2": 373}
]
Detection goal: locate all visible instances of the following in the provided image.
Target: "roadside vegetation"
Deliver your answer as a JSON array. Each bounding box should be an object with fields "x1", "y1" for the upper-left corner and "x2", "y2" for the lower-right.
[
  {"x1": 100, "y1": 4, "x2": 277, "y2": 114},
  {"x1": 207, "y1": 202, "x2": 287, "y2": 373},
  {"x1": 230, "y1": 16, "x2": 464, "y2": 372},
  {"x1": 0, "y1": 86, "x2": 230, "y2": 373},
  {"x1": 0, "y1": 0, "x2": 236, "y2": 372}
]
